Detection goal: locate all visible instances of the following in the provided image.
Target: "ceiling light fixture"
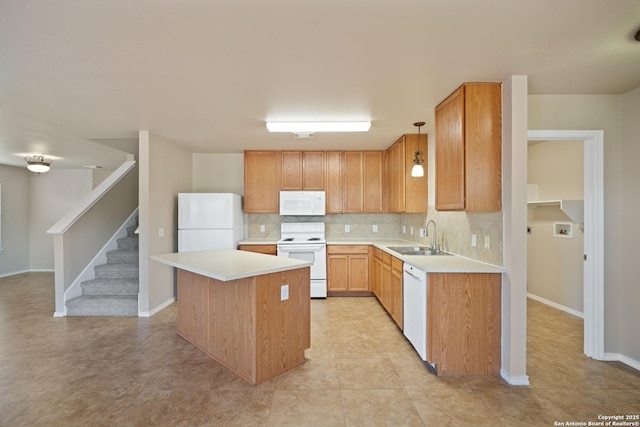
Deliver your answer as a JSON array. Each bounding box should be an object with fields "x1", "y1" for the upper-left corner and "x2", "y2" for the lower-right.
[
  {"x1": 411, "y1": 122, "x2": 425, "y2": 177},
  {"x1": 266, "y1": 121, "x2": 371, "y2": 134},
  {"x1": 25, "y1": 155, "x2": 52, "y2": 174}
]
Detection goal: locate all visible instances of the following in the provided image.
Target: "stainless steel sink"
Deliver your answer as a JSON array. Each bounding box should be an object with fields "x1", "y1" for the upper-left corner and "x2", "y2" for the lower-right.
[{"x1": 387, "y1": 246, "x2": 452, "y2": 256}]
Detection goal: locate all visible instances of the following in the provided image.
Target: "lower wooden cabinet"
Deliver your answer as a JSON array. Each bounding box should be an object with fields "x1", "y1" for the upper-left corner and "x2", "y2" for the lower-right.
[
  {"x1": 370, "y1": 248, "x2": 403, "y2": 329},
  {"x1": 238, "y1": 245, "x2": 277, "y2": 256},
  {"x1": 427, "y1": 272, "x2": 501, "y2": 376},
  {"x1": 391, "y1": 256, "x2": 403, "y2": 329},
  {"x1": 327, "y1": 245, "x2": 370, "y2": 296}
]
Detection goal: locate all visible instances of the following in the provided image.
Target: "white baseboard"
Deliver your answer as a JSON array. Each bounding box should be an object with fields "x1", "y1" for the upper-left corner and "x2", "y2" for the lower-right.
[
  {"x1": 53, "y1": 311, "x2": 66, "y2": 318},
  {"x1": 0, "y1": 269, "x2": 30, "y2": 278},
  {"x1": 138, "y1": 297, "x2": 175, "y2": 317},
  {"x1": 500, "y1": 368, "x2": 530, "y2": 386},
  {"x1": 603, "y1": 352, "x2": 640, "y2": 371},
  {"x1": 527, "y1": 293, "x2": 583, "y2": 318}
]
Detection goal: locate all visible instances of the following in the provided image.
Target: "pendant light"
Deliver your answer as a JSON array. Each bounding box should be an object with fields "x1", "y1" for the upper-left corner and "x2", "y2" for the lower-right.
[{"x1": 411, "y1": 121, "x2": 425, "y2": 177}]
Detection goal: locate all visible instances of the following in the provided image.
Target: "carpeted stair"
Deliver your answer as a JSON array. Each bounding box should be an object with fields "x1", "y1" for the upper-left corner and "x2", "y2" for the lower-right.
[{"x1": 66, "y1": 225, "x2": 139, "y2": 316}]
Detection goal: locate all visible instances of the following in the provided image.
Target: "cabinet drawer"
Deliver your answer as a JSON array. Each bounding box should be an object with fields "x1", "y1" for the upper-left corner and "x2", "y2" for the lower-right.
[
  {"x1": 239, "y1": 245, "x2": 277, "y2": 256},
  {"x1": 373, "y1": 248, "x2": 383, "y2": 260},
  {"x1": 382, "y1": 252, "x2": 391, "y2": 265},
  {"x1": 327, "y1": 245, "x2": 369, "y2": 255},
  {"x1": 391, "y1": 256, "x2": 403, "y2": 272}
]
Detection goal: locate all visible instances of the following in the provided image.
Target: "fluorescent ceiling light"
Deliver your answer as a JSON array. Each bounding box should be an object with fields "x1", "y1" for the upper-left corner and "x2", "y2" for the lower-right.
[{"x1": 266, "y1": 121, "x2": 371, "y2": 133}]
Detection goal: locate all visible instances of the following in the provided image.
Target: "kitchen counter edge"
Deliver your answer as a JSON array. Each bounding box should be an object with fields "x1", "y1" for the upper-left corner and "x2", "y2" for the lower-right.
[
  {"x1": 151, "y1": 249, "x2": 312, "y2": 281},
  {"x1": 238, "y1": 238, "x2": 504, "y2": 273}
]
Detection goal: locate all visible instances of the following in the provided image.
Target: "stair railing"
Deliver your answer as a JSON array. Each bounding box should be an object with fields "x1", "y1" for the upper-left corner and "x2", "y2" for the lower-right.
[{"x1": 47, "y1": 159, "x2": 138, "y2": 316}]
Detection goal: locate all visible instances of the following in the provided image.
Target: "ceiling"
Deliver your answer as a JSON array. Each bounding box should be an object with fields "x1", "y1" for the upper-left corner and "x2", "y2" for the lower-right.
[{"x1": 1, "y1": 0, "x2": 639, "y2": 170}]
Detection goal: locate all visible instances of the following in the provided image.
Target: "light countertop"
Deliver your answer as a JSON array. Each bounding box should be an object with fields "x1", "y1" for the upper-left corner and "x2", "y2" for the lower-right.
[
  {"x1": 238, "y1": 238, "x2": 503, "y2": 273},
  {"x1": 151, "y1": 249, "x2": 312, "y2": 281}
]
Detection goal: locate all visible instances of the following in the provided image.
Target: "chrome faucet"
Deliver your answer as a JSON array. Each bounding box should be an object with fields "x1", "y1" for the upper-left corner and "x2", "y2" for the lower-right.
[{"x1": 425, "y1": 219, "x2": 439, "y2": 253}]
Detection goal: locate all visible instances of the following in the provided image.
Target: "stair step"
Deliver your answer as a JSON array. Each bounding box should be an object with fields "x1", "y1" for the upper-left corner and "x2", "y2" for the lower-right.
[
  {"x1": 66, "y1": 295, "x2": 138, "y2": 316},
  {"x1": 127, "y1": 224, "x2": 139, "y2": 237},
  {"x1": 106, "y1": 249, "x2": 139, "y2": 264},
  {"x1": 95, "y1": 263, "x2": 139, "y2": 279},
  {"x1": 117, "y1": 236, "x2": 139, "y2": 250},
  {"x1": 81, "y1": 278, "x2": 139, "y2": 296}
]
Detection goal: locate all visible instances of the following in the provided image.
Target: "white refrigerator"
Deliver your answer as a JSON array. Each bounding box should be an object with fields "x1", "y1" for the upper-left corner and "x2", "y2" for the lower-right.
[{"x1": 178, "y1": 193, "x2": 244, "y2": 252}]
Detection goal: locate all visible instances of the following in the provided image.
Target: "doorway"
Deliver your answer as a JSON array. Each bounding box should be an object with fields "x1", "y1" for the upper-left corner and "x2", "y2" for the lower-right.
[{"x1": 527, "y1": 130, "x2": 604, "y2": 360}]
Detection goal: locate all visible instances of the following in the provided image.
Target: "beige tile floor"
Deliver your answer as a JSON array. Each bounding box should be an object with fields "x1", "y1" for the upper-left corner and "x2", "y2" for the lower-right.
[{"x1": 1, "y1": 272, "x2": 639, "y2": 426}]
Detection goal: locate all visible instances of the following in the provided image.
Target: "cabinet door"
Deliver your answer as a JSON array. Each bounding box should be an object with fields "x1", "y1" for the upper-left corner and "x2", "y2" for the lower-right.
[
  {"x1": 464, "y1": 83, "x2": 502, "y2": 211},
  {"x1": 363, "y1": 151, "x2": 383, "y2": 213},
  {"x1": 303, "y1": 151, "x2": 324, "y2": 190},
  {"x1": 386, "y1": 139, "x2": 405, "y2": 213},
  {"x1": 244, "y1": 151, "x2": 280, "y2": 213},
  {"x1": 391, "y1": 257, "x2": 403, "y2": 328},
  {"x1": 327, "y1": 255, "x2": 348, "y2": 291},
  {"x1": 348, "y1": 255, "x2": 369, "y2": 291},
  {"x1": 380, "y1": 259, "x2": 393, "y2": 313},
  {"x1": 404, "y1": 133, "x2": 428, "y2": 213},
  {"x1": 325, "y1": 151, "x2": 343, "y2": 213},
  {"x1": 281, "y1": 151, "x2": 303, "y2": 190},
  {"x1": 435, "y1": 87, "x2": 465, "y2": 211},
  {"x1": 343, "y1": 152, "x2": 364, "y2": 212}
]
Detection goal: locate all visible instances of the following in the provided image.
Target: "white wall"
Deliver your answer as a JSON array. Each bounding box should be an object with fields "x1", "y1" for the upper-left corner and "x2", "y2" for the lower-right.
[
  {"x1": 192, "y1": 153, "x2": 244, "y2": 194},
  {"x1": 0, "y1": 165, "x2": 30, "y2": 276},
  {"x1": 527, "y1": 141, "x2": 584, "y2": 313},
  {"x1": 139, "y1": 131, "x2": 193, "y2": 316},
  {"x1": 620, "y1": 86, "x2": 640, "y2": 364},
  {"x1": 528, "y1": 94, "x2": 626, "y2": 356},
  {"x1": 29, "y1": 169, "x2": 94, "y2": 270}
]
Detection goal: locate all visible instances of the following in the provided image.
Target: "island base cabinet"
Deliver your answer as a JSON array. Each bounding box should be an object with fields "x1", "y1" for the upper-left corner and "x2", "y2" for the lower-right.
[
  {"x1": 427, "y1": 273, "x2": 501, "y2": 376},
  {"x1": 176, "y1": 268, "x2": 310, "y2": 385}
]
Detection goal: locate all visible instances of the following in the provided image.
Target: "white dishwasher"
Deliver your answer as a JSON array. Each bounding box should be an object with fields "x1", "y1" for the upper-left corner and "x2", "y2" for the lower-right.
[{"x1": 403, "y1": 263, "x2": 427, "y2": 361}]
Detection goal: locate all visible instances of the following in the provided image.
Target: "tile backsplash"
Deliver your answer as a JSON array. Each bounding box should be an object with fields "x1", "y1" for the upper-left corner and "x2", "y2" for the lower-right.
[{"x1": 247, "y1": 209, "x2": 503, "y2": 266}]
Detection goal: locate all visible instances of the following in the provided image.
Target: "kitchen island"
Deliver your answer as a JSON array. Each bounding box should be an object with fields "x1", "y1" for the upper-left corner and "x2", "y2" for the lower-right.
[{"x1": 151, "y1": 249, "x2": 312, "y2": 385}]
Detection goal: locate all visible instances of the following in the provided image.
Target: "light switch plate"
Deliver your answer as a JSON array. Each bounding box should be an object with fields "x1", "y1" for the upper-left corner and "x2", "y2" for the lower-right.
[
  {"x1": 345, "y1": 225, "x2": 350, "y2": 233},
  {"x1": 281, "y1": 284, "x2": 289, "y2": 301},
  {"x1": 471, "y1": 234, "x2": 477, "y2": 247},
  {"x1": 260, "y1": 224, "x2": 265, "y2": 232},
  {"x1": 484, "y1": 235, "x2": 490, "y2": 249},
  {"x1": 373, "y1": 225, "x2": 378, "y2": 232}
]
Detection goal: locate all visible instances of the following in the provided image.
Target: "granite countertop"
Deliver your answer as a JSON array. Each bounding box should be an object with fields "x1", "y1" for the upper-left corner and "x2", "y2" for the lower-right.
[
  {"x1": 238, "y1": 238, "x2": 503, "y2": 273},
  {"x1": 151, "y1": 249, "x2": 312, "y2": 281}
]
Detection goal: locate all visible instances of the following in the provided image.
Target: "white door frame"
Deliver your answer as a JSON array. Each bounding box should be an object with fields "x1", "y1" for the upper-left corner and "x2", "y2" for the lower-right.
[{"x1": 527, "y1": 130, "x2": 604, "y2": 360}]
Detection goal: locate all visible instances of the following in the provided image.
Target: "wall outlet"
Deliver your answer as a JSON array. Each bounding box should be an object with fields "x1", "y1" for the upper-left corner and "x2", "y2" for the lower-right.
[
  {"x1": 345, "y1": 224, "x2": 350, "y2": 233},
  {"x1": 158, "y1": 227, "x2": 165, "y2": 237},
  {"x1": 260, "y1": 224, "x2": 265, "y2": 232},
  {"x1": 471, "y1": 234, "x2": 477, "y2": 247},
  {"x1": 402, "y1": 225, "x2": 406, "y2": 234},
  {"x1": 281, "y1": 284, "x2": 289, "y2": 301},
  {"x1": 410, "y1": 226, "x2": 414, "y2": 235},
  {"x1": 373, "y1": 224, "x2": 378, "y2": 233},
  {"x1": 484, "y1": 235, "x2": 490, "y2": 249},
  {"x1": 419, "y1": 228, "x2": 427, "y2": 237}
]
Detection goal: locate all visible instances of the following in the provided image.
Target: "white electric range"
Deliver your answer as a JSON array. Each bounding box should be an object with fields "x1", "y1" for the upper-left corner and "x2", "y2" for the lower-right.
[{"x1": 276, "y1": 222, "x2": 327, "y2": 298}]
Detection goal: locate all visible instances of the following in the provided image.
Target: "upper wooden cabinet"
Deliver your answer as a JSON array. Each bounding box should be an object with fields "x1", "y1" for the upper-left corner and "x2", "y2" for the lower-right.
[
  {"x1": 281, "y1": 151, "x2": 324, "y2": 190},
  {"x1": 435, "y1": 82, "x2": 502, "y2": 211},
  {"x1": 244, "y1": 151, "x2": 280, "y2": 213},
  {"x1": 343, "y1": 151, "x2": 383, "y2": 213},
  {"x1": 324, "y1": 151, "x2": 344, "y2": 213},
  {"x1": 386, "y1": 134, "x2": 428, "y2": 213}
]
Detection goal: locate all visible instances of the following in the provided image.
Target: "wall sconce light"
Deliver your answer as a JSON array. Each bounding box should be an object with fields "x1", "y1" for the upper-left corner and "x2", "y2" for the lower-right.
[
  {"x1": 25, "y1": 155, "x2": 52, "y2": 174},
  {"x1": 411, "y1": 121, "x2": 425, "y2": 177}
]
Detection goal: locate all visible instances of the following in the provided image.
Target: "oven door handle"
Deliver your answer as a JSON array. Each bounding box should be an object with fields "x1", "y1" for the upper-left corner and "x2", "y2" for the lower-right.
[{"x1": 277, "y1": 244, "x2": 325, "y2": 252}]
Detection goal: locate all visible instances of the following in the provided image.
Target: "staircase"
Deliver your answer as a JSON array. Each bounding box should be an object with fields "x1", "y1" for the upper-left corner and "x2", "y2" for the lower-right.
[{"x1": 66, "y1": 225, "x2": 139, "y2": 316}]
